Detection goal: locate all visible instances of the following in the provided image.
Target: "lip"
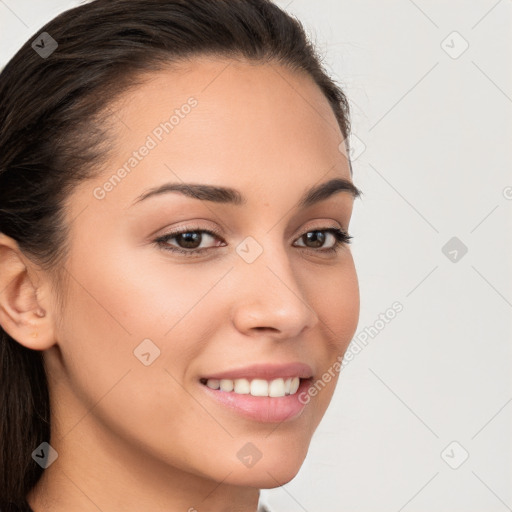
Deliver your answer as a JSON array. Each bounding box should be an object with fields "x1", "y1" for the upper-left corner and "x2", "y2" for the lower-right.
[
  {"x1": 199, "y1": 377, "x2": 313, "y2": 423},
  {"x1": 199, "y1": 362, "x2": 314, "y2": 381}
]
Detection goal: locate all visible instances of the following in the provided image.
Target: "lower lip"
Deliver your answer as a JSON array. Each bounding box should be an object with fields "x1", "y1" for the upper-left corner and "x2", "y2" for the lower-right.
[{"x1": 199, "y1": 378, "x2": 312, "y2": 423}]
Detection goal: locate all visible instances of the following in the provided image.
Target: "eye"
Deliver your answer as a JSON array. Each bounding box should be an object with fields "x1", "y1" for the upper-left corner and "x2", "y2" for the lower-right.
[
  {"x1": 293, "y1": 228, "x2": 352, "y2": 253},
  {"x1": 154, "y1": 226, "x2": 224, "y2": 256},
  {"x1": 153, "y1": 225, "x2": 352, "y2": 258}
]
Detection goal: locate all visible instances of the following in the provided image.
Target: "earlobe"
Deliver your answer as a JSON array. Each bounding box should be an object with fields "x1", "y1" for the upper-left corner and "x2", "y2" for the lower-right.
[{"x1": 0, "y1": 233, "x2": 56, "y2": 351}]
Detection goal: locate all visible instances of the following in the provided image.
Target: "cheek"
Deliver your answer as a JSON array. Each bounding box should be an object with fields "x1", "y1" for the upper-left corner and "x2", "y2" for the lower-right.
[
  {"x1": 304, "y1": 257, "x2": 359, "y2": 411},
  {"x1": 308, "y1": 255, "x2": 360, "y2": 346},
  {"x1": 51, "y1": 248, "x2": 228, "y2": 467},
  {"x1": 335, "y1": 266, "x2": 360, "y2": 344},
  {"x1": 66, "y1": 236, "x2": 215, "y2": 333},
  {"x1": 55, "y1": 242, "x2": 234, "y2": 393}
]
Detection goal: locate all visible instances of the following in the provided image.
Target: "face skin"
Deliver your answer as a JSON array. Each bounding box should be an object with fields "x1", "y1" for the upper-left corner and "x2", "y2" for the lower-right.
[{"x1": 0, "y1": 57, "x2": 359, "y2": 511}]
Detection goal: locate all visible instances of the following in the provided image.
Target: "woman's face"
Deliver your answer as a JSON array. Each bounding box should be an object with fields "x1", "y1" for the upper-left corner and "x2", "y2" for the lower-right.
[{"x1": 43, "y1": 57, "x2": 360, "y2": 492}]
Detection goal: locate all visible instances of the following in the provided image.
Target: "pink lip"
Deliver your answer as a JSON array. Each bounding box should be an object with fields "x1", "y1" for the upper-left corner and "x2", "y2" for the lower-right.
[
  {"x1": 199, "y1": 377, "x2": 313, "y2": 423},
  {"x1": 199, "y1": 362, "x2": 314, "y2": 381}
]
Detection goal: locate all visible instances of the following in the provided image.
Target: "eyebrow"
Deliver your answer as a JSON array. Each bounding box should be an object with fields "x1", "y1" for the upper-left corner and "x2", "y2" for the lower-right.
[{"x1": 131, "y1": 177, "x2": 362, "y2": 208}]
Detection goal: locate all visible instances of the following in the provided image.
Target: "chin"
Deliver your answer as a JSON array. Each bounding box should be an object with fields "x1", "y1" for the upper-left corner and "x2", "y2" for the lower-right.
[{"x1": 224, "y1": 455, "x2": 305, "y2": 488}]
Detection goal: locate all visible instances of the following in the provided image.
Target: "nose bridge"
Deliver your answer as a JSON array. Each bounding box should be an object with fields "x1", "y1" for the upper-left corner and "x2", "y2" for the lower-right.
[{"x1": 231, "y1": 232, "x2": 318, "y2": 336}]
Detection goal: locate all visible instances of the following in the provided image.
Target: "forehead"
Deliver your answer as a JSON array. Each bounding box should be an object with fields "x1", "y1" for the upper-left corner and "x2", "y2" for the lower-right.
[{"x1": 74, "y1": 57, "x2": 352, "y2": 215}]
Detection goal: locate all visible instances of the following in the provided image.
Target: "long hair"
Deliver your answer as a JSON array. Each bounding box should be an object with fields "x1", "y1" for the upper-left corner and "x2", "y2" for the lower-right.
[{"x1": 0, "y1": 1, "x2": 352, "y2": 509}]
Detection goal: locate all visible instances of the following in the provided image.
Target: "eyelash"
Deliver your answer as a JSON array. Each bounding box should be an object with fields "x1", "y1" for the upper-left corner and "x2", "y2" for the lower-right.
[{"x1": 153, "y1": 225, "x2": 353, "y2": 258}]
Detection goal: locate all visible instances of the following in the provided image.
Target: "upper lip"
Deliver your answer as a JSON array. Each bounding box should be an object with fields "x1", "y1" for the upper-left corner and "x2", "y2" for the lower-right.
[{"x1": 200, "y1": 362, "x2": 314, "y2": 381}]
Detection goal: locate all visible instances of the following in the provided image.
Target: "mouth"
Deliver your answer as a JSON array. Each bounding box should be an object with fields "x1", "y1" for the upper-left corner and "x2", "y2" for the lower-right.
[
  {"x1": 198, "y1": 377, "x2": 314, "y2": 423},
  {"x1": 199, "y1": 376, "x2": 311, "y2": 398}
]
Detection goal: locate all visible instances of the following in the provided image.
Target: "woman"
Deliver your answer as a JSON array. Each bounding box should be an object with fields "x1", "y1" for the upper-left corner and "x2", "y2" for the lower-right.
[{"x1": 0, "y1": 0, "x2": 362, "y2": 510}]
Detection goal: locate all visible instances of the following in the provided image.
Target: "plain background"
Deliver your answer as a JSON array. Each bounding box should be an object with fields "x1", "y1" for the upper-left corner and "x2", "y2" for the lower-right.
[{"x1": 1, "y1": 1, "x2": 511, "y2": 511}]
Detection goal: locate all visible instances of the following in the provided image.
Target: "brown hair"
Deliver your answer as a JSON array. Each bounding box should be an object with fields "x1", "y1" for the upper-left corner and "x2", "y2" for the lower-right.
[{"x1": 0, "y1": 0, "x2": 352, "y2": 509}]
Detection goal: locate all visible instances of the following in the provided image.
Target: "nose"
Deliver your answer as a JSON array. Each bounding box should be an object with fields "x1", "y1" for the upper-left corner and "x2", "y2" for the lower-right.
[{"x1": 230, "y1": 238, "x2": 319, "y2": 340}]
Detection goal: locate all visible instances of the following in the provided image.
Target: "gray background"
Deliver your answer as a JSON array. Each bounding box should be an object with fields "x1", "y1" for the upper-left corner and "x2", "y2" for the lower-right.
[{"x1": 1, "y1": 1, "x2": 511, "y2": 511}]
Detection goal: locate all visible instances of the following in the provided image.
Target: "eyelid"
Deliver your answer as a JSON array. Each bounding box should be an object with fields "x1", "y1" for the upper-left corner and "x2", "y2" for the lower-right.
[
  {"x1": 155, "y1": 220, "x2": 345, "y2": 244},
  {"x1": 154, "y1": 223, "x2": 224, "y2": 241},
  {"x1": 153, "y1": 221, "x2": 351, "y2": 258}
]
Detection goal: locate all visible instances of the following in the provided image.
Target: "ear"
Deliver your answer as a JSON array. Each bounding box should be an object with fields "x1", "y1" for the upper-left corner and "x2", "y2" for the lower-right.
[{"x1": 0, "y1": 233, "x2": 56, "y2": 350}]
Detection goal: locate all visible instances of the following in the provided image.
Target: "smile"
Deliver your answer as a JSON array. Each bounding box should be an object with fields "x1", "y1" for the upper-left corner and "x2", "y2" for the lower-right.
[{"x1": 200, "y1": 377, "x2": 301, "y2": 398}]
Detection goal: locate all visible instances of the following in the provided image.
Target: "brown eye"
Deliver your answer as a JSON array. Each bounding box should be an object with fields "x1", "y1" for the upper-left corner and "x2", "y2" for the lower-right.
[
  {"x1": 301, "y1": 230, "x2": 327, "y2": 248},
  {"x1": 154, "y1": 226, "x2": 352, "y2": 258},
  {"x1": 174, "y1": 232, "x2": 204, "y2": 249},
  {"x1": 294, "y1": 228, "x2": 351, "y2": 251},
  {"x1": 154, "y1": 227, "x2": 225, "y2": 257}
]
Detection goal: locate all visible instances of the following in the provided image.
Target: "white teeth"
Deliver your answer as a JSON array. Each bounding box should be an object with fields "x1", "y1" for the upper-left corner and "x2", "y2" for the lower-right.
[
  {"x1": 204, "y1": 376, "x2": 301, "y2": 397},
  {"x1": 234, "y1": 378, "x2": 250, "y2": 394},
  {"x1": 268, "y1": 378, "x2": 285, "y2": 397},
  {"x1": 250, "y1": 379, "x2": 268, "y2": 396},
  {"x1": 206, "y1": 378, "x2": 220, "y2": 390},
  {"x1": 219, "y1": 379, "x2": 234, "y2": 392},
  {"x1": 289, "y1": 376, "x2": 300, "y2": 394}
]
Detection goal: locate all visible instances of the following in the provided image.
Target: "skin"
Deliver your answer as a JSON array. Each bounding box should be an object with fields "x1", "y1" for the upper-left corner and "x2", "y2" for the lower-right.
[{"x1": 0, "y1": 57, "x2": 360, "y2": 512}]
